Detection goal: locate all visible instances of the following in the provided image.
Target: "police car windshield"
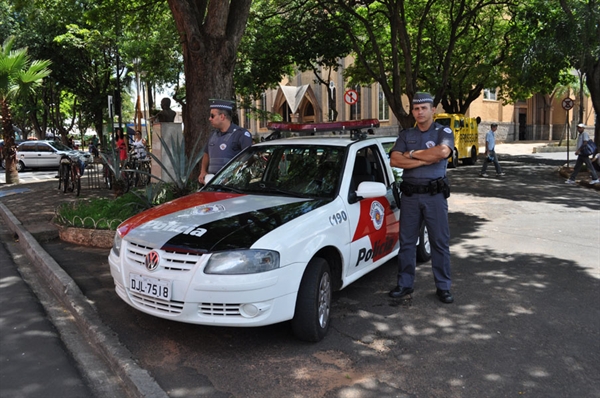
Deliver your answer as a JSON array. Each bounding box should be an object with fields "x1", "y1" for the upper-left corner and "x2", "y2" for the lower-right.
[{"x1": 205, "y1": 145, "x2": 346, "y2": 199}]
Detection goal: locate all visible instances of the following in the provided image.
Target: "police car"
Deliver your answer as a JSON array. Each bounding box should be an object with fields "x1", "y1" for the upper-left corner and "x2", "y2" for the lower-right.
[{"x1": 108, "y1": 120, "x2": 430, "y2": 342}]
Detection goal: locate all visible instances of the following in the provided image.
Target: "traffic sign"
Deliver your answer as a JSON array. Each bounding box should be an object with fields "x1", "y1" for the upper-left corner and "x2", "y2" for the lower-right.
[
  {"x1": 344, "y1": 89, "x2": 359, "y2": 105},
  {"x1": 561, "y1": 97, "x2": 574, "y2": 111}
]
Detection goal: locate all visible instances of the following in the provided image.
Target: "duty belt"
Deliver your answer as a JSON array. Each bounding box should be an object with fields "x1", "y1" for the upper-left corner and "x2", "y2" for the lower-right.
[{"x1": 400, "y1": 177, "x2": 450, "y2": 198}]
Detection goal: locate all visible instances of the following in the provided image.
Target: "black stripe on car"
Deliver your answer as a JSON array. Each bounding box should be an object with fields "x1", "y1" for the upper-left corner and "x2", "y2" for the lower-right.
[{"x1": 162, "y1": 199, "x2": 331, "y2": 253}]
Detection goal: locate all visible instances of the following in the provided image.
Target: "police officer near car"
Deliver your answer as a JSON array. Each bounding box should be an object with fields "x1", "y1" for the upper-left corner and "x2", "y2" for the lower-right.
[
  {"x1": 198, "y1": 99, "x2": 253, "y2": 184},
  {"x1": 389, "y1": 92, "x2": 455, "y2": 304}
]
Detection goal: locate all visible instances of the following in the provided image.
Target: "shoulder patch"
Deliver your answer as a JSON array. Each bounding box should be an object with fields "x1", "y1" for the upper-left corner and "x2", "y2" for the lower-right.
[
  {"x1": 244, "y1": 131, "x2": 251, "y2": 137},
  {"x1": 444, "y1": 127, "x2": 453, "y2": 134}
]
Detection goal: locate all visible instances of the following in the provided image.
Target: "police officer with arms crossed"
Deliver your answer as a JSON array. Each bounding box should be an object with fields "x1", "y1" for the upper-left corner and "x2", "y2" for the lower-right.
[
  {"x1": 198, "y1": 99, "x2": 253, "y2": 184},
  {"x1": 389, "y1": 92, "x2": 455, "y2": 304}
]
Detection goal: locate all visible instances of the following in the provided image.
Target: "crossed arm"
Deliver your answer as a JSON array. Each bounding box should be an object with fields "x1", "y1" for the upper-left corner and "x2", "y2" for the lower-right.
[{"x1": 390, "y1": 145, "x2": 451, "y2": 170}]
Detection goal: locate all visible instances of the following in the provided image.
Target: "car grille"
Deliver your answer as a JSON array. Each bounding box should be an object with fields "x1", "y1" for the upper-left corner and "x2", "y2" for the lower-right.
[
  {"x1": 130, "y1": 291, "x2": 185, "y2": 314},
  {"x1": 199, "y1": 303, "x2": 242, "y2": 317},
  {"x1": 126, "y1": 241, "x2": 203, "y2": 271}
]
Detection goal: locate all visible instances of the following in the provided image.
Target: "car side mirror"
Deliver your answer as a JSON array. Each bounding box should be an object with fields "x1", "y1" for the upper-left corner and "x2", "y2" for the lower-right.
[{"x1": 353, "y1": 181, "x2": 387, "y2": 202}]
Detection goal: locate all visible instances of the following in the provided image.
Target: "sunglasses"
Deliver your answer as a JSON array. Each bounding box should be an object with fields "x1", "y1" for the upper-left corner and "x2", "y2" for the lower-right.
[{"x1": 209, "y1": 113, "x2": 221, "y2": 119}]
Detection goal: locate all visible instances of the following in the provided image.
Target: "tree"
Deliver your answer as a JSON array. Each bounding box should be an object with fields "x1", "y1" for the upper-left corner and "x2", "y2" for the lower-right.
[
  {"x1": 503, "y1": 0, "x2": 600, "y2": 141},
  {"x1": 317, "y1": 0, "x2": 518, "y2": 128},
  {"x1": 1, "y1": 36, "x2": 51, "y2": 184},
  {"x1": 166, "y1": 0, "x2": 252, "y2": 164},
  {"x1": 235, "y1": 0, "x2": 353, "y2": 121},
  {"x1": 559, "y1": 0, "x2": 600, "y2": 140}
]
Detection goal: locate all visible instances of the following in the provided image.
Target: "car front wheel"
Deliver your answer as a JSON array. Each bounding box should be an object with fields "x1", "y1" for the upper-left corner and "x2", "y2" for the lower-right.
[
  {"x1": 16, "y1": 160, "x2": 24, "y2": 172},
  {"x1": 449, "y1": 148, "x2": 459, "y2": 168},
  {"x1": 417, "y1": 223, "x2": 431, "y2": 263},
  {"x1": 292, "y1": 257, "x2": 332, "y2": 342}
]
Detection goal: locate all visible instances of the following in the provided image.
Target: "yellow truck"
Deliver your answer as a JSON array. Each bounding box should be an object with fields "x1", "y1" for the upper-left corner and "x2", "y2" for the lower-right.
[{"x1": 434, "y1": 113, "x2": 480, "y2": 168}]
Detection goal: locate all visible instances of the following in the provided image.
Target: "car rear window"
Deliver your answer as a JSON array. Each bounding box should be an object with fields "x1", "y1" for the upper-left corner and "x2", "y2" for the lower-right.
[
  {"x1": 17, "y1": 142, "x2": 36, "y2": 151},
  {"x1": 48, "y1": 141, "x2": 71, "y2": 151}
]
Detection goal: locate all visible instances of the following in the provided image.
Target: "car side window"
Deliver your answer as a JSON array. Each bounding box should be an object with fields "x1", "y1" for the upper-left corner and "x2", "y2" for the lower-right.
[
  {"x1": 37, "y1": 144, "x2": 52, "y2": 152},
  {"x1": 18, "y1": 143, "x2": 33, "y2": 152}
]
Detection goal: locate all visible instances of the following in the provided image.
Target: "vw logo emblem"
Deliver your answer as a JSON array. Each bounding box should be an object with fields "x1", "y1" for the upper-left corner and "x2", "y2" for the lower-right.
[{"x1": 145, "y1": 250, "x2": 160, "y2": 271}]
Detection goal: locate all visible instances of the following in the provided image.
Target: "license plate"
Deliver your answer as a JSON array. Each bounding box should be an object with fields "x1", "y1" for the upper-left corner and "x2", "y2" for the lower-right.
[{"x1": 129, "y1": 273, "x2": 172, "y2": 300}]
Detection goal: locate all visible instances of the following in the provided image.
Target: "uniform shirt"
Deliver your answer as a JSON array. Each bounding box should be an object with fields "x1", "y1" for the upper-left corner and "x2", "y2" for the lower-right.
[
  {"x1": 391, "y1": 122, "x2": 454, "y2": 185},
  {"x1": 485, "y1": 130, "x2": 496, "y2": 151},
  {"x1": 205, "y1": 123, "x2": 253, "y2": 174}
]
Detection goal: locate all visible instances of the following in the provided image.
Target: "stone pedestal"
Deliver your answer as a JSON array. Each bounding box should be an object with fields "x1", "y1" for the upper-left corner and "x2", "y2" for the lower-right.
[{"x1": 151, "y1": 123, "x2": 183, "y2": 183}]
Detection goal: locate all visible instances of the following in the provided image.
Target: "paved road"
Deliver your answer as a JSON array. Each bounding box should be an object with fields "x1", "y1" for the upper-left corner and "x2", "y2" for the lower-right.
[{"x1": 1, "y1": 143, "x2": 599, "y2": 397}]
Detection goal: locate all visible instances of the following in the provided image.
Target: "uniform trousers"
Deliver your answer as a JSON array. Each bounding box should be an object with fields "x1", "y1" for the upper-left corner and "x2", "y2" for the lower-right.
[{"x1": 397, "y1": 191, "x2": 451, "y2": 290}]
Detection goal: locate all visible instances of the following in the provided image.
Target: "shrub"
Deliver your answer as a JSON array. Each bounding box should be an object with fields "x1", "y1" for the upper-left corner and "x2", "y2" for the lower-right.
[{"x1": 54, "y1": 192, "x2": 147, "y2": 230}]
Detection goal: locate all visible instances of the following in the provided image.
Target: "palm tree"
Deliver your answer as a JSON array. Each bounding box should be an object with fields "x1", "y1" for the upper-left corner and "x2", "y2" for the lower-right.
[{"x1": 1, "y1": 36, "x2": 51, "y2": 184}]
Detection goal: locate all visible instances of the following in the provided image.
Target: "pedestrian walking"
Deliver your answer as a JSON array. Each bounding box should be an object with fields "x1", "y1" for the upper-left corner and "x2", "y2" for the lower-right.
[
  {"x1": 198, "y1": 99, "x2": 253, "y2": 184},
  {"x1": 388, "y1": 92, "x2": 455, "y2": 304},
  {"x1": 479, "y1": 123, "x2": 505, "y2": 177},
  {"x1": 565, "y1": 123, "x2": 600, "y2": 184}
]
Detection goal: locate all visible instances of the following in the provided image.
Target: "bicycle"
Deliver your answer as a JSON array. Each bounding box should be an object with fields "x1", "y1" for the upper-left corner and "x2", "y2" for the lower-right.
[
  {"x1": 101, "y1": 153, "x2": 130, "y2": 193},
  {"x1": 124, "y1": 153, "x2": 152, "y2": 188},
  {"x1": 58, "y1": 154, "x2": 86, "y2": 196}
]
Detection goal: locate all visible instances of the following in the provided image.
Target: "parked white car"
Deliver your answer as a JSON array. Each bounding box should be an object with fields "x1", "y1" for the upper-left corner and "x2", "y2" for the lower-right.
[
  {"x1": 14, "y1": 140, "x2": 91, "y2": 171},
  {"x1": 108, "y1": 120, "x2": 430, "y2": 341}
]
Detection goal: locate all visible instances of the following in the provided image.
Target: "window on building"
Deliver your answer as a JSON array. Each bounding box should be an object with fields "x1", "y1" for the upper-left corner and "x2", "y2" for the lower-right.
[
  {"x1": 350, "y1": 86, "x2": 361, "y2": 120},
  {"x1": 244, "y1": 108, "x2": 251, "y2": 129},
  {"x1": 378, "y1": 84, "x2": 389, "y2": 121},
  {"x1": 259, "y1": 94, "x2": 267, "y2": 128},
  {"x1": 483, "y1": 88, "x2": 497, "y2": 101}
]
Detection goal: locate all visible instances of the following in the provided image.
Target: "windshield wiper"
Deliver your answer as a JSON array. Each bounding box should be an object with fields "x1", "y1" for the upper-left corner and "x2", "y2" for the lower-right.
[
  {"x1": 207, "y1": 184, "x2": 245, "y2": 194},
  {"x1": 251, "y1": 186, "x2": 314, "y2": 199}
]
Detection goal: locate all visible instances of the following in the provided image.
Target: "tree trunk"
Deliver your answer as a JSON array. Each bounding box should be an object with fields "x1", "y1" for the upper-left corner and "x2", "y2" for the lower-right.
[
  {"x1": 167, "y1": 0, "x2": 252, "y2": 178},
  {"x1": 2, "y1": 100, "x2": 19, "y2": 184},
  {"x1": 584, "y1": 59, "x2": 600, "y2": 143}
]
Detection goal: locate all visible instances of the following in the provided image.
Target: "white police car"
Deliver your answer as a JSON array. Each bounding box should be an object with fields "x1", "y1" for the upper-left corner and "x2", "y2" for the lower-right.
[{"x1": 108, "y1": 120, "x2": 430, "y2": 341}]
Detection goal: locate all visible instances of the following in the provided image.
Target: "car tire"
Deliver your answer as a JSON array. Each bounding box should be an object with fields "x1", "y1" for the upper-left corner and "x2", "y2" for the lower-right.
[
  {"x1": 463, "y1": 146, "x2": 477, "y2": 165},
  {"x1": 16, "y1": 160, "x2": 25, "y2": 172},
  {"x1": 449, "y1": 148, "x2": 459, "y2": 169},
  {"x1": 292, "y1": 257, "x2": 332, "y2": 342},
  {"x1": 416, "y1": 222, "x2": 431, "y2": 263}
]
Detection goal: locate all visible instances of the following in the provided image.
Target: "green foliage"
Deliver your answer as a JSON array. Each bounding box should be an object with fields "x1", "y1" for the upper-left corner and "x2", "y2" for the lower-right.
[
  {"x1": 322, "y1": 0, "x2": 519, "y2": 118},
  {"x1": 54, "y1": 192, "x2": 147, "y2": 230},
  {"x1": 100, "y1": 144, "x2": 124, "y2": 181},
  {"x1": 1, "y1": 35, "x2": 51, "y2": 183},
  {"x1": 144, "y1": 132, "x2": 204, "y2": 198},
  {"x1": 236, "y1": 0, "x2": 352, "y2": 109}
]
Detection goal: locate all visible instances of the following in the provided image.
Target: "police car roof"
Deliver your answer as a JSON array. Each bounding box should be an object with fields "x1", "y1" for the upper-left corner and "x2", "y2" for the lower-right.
[
  {"x1": 267, "y1": 119, "x2": 380, "y2": 133},
  {"x1": 254, "y1": 135, "x2": 398, "y2": 148}
]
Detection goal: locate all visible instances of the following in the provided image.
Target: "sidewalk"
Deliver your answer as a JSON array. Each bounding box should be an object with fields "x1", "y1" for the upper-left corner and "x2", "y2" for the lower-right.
[{"x1": 0, "y1": 178, "x2": 168, "y2": 398}]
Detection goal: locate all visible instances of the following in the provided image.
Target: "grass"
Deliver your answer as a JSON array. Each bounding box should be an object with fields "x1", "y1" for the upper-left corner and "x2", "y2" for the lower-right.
[{"x1": 55, "y1": 192, "x2": 148, "y2": 230}]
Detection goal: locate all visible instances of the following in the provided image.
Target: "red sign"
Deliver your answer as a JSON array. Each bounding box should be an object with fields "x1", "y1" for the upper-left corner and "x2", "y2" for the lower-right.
[
  {"x1": 562, "y1": 97, "x2": 574, "y2": 111},
  {"x1": 344, "y1": 90, "x2": 359, "y2": 105}
]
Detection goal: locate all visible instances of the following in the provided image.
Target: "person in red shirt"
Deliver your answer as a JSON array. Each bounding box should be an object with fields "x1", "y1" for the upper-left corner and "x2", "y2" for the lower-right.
[{"x1": 115, "y1": 128, "x2": 128, "y2": 166}]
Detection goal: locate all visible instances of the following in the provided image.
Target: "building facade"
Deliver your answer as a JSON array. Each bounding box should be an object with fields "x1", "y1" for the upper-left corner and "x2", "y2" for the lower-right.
[{"x1": 239, "y1": 61, "x2": 596, "y2": 145}]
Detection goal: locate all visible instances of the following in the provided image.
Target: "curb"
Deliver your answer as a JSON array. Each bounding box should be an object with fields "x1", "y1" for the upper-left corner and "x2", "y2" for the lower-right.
[{"x1": 0, "y1": 202, "x2": 168, "y2": 398}]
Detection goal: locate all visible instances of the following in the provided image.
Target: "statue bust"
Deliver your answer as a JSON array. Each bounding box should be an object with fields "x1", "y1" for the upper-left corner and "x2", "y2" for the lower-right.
[{"x1": 151, "y1": 98, "x2": 176, "y2": 123}]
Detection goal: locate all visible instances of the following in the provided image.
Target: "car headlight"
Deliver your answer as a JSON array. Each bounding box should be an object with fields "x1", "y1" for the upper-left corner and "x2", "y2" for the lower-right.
[
  {"x1": 112, "y1": 232, "x2": 123, "y2": 257},
  {"x1": 205, "y1": 250, "x2": 280, "y2": 275}
]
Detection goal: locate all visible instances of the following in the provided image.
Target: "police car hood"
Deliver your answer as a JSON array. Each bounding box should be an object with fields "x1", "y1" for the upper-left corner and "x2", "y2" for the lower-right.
[{"x1": 117, "y1": 191, "x2": 330, "y2": 252}]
